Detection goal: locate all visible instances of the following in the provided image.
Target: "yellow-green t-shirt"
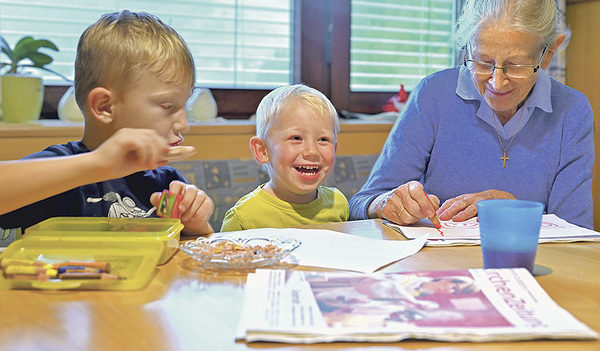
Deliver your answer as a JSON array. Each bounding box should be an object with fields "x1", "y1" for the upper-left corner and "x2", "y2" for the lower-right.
[{"x1": 220, "y1": 185, "x2": 349, "y2": 232}]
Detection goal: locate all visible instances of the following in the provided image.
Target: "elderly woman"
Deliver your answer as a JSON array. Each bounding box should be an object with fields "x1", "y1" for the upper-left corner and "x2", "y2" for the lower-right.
[{"x1": 349, "y1": 0, "x2": 594, "y2": 229}]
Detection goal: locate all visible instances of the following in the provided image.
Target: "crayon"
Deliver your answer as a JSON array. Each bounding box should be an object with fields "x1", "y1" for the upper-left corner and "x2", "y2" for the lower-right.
[
  {"x1": 57, "y1": 266, "x2": 104, "y2": 274},
  {"x1": 53, "y1": 261, "x2": 111, "y2": 272},
  {"x1": 0, "y1": 258, "x2": 53, "y2": 269},
  {"x1": 57, "y1": 273, "x2": 124, "y2": 280},
  {"x1": 3, "y1": 266, "x2": 58, "y2": 279},
  {"x1": 6, "y1": 273, "x2": 52, "y2": 281},
  {"x1": 428, "y1": 212, "x2": 442, "y2": 229},
  {"x1": 422, "y1": 189, "x2": 442, "y2": 231}
]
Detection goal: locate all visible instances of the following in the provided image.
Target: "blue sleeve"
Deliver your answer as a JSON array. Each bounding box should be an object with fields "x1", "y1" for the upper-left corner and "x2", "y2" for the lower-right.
[
  {"x1": 547, "y1": 97, "x2": 594, "y2": 229},
  {"x1": 349, "y1": 78, "x2": 436, "y2": 220}
]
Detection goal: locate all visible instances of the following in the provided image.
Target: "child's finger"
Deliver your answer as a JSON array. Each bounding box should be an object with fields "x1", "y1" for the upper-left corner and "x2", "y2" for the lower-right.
[
  {"x1": 149, "y1": 192, "x2": 162, "y2": 208},
  {"x1": 180, "y1": 190, "x2": 209, "y2": 222},
  {"x1": 190, "y1": 194, "x2": 214, "y2": 223},
  {"x1": 168, "y1": 180, "x2": 187, "y2": 195}
]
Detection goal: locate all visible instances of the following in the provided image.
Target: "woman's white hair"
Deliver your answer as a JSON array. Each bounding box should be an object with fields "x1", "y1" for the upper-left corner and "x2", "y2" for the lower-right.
[{"x1": 456, "y1": 0, "x2": 562, "y2": 53}]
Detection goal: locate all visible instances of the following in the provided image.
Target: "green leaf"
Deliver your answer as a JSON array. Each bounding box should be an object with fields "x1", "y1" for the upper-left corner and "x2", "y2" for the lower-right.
[
  {"x1": 0, "y1": 36, "x2": 14, "y2": 61},
  {"x1": 19, "y1": 39, "x2": 59, "y2": 54},
  {"x1": 12, "y1": 36, "x2": 35, "y2": 55},
  {"x1": 9, "y1": 36, "x2": 59, "y2": 66},
  {"x1": 24, "y1": 51, "x2": 53, "y2": 66},
  {"x1": 12, "y1": 37, "x2": 58, "y2": 62},
  {"x1": 0, "y1": 36, "x2": 11, "y2": 53},
  {"x1": 1, "y1": 35, "x2": 66, "y2": 80}
]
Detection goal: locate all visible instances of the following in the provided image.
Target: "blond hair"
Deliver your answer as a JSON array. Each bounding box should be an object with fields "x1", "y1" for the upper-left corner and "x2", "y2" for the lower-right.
[
  {"x1": 74, "y1": 10, "x2": 195, "y2": 110},
  {"x1": 255, "y1": 84, "x2": 339, "y2": 141}
]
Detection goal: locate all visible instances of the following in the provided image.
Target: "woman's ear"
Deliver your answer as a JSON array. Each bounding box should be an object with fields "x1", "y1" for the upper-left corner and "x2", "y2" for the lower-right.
[
  {"x1": 250, "y1": 136, "x2": 270, "y2": 164},
  {"x1": 540, "y1": 33, "x2": 567, "y2": 70},
  {"x1": 87, "y1": 87, "x2": 114, "y2": 124}
]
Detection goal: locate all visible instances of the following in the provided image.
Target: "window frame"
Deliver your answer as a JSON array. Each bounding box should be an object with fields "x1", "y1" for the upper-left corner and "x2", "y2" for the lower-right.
[
  {"x1": 40, "y1": 0, "x2": 447, "y2": 120},
  {"x1": 328, "y1": 1, "x2": 393, "y2": 113}
]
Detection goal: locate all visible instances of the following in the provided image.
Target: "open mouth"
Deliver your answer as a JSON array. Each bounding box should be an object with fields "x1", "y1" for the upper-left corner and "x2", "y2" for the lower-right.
[
  {"x1": 295, "y1": 165, "x2": 320, "y2": 175},
  {"x1": 170, "y1": 133, "x2": 184, "y2": 147}
]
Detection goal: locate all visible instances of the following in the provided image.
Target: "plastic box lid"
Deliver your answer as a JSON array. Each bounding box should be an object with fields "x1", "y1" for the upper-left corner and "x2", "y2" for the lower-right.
[
  {"x1": 0, "y1": 238, "x2": 163, "y2": 290},
  {"x1": 24, "y1": 217, "x2": 184, "y2": 265}
]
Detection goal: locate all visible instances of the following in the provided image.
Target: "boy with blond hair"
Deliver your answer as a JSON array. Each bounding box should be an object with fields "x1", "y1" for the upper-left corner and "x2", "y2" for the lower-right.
[
  {"x1": 220, "y1": 84, "x2": 348, "y2": 231},
  {"x1": 0, "y1": 10, "x2": 213, "y2": 234}
]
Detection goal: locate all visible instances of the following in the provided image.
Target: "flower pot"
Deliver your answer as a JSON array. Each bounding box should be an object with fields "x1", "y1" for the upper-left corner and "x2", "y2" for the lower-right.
[{"x1": 1, "y1": 74, "x2": 44, "y2": 123}]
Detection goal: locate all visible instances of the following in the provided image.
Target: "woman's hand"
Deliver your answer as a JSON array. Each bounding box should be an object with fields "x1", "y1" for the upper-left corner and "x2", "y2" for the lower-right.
[
  {"x1": 369, "y1": 181, "x2": 439, "y2": 225},
  {"x1": 437, "y1": 189, "x2": 516, "y2": 222}
]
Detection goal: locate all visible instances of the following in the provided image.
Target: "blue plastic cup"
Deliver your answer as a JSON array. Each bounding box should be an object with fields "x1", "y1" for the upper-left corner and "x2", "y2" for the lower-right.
[{"x1": 477, "y1": 199, "x2": 544, "y2": 273}]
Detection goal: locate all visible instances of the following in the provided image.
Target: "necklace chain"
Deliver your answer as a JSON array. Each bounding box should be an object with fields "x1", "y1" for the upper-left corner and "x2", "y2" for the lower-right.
[{"x1": 492, "y1": 103, "x2": 526, "y2": 168}]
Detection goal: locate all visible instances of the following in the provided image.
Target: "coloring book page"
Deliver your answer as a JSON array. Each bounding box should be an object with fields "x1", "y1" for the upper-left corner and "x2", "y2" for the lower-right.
[{"x1": 385, "y1": 214, "x2": 600, "y2": 246}]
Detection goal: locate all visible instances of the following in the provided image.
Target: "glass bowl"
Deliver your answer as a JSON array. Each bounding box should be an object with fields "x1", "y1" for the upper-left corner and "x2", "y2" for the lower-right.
[{"x1": 180, "y1": 236, "x2": 301, "y2": 270}]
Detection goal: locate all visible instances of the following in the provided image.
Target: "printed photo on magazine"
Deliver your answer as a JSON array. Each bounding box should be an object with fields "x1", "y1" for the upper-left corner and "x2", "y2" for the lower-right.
[{"x1": 236, "y1": 268, "x2": 598, "y2": 343}]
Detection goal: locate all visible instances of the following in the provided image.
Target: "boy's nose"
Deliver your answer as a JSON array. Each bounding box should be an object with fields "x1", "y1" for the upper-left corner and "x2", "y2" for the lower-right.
[
  {"x1": 303, "y1": 142, "x2": 319, "y2": 157},
  {"x1": 175, "y1": 109, "x2": 190, "y2": 134}
]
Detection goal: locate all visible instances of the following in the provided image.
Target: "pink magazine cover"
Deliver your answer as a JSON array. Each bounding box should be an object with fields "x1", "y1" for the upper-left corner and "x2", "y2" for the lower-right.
[
  {"x1": 304, "y1": 270, "x2": 514, "y2": 329},
  {"x1": 237, "y1": 268, "x2": 597, "y2": 343}
]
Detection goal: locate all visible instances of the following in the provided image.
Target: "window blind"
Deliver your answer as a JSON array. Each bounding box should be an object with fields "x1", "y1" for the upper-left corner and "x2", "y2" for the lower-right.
[
  {"x1": 351, "y1": 0, "x2": 456, "y2": 92},
  {"x1": 0, "y1": 0, "x2": 293, "y2": 88}
]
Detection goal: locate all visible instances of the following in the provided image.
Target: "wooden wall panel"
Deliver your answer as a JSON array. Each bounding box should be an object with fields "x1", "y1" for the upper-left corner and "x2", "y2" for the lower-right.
[{"x1": 566, "y1": 1, "x2": 600, "y2": 230}]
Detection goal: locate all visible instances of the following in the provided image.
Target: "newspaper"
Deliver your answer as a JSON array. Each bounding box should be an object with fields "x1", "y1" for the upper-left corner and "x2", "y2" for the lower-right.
[
  {"x1": 385, "y1": 214, "x2": 600, "y2": 246},
  {"x1": 236, "y1": 268, "x2": 598, "y2": 343}
]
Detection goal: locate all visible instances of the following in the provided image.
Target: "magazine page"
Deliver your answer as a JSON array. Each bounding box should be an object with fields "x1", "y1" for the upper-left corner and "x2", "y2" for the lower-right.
[
  {"x1": 237, "y1": 268, "x2": 598, "y2": 343},
  {"x1": 385, "y1": 214, "x2": 600, "y2": 246}
]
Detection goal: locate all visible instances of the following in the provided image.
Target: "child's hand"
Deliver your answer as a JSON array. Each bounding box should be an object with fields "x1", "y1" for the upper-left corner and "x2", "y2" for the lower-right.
[
  {"x1": 91, "y1": 128, "x2": 169, "y2": 179},
  {"x1": 151, "y1": 181, "x2": 214, "y2": 234}
]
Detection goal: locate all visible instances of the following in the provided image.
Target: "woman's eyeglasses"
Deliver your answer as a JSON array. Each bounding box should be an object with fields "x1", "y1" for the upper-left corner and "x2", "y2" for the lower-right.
[{"x1": 464, "y1": 47, "x2": 547, "y2": 79}]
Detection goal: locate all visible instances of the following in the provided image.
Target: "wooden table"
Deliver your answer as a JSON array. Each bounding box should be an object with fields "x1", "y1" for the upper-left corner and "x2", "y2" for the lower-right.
[{"x1": 0, "y1": 219, "x2": 598, "y2": 350}]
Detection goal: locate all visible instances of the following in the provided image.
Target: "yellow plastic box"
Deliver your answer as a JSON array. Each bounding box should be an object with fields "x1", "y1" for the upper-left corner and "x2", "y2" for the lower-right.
[
  {"x1": 0, "y1": 238, "x2": 163, "y2": 290},
  {"x1": 23, "y1": 217, "x2": 184, "y2": 265}
]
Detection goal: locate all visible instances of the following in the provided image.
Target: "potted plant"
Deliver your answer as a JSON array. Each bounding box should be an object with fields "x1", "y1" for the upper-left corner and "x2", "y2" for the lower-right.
[{"x1": 0, "y1": 35, "x2": 69, "y2": 123}]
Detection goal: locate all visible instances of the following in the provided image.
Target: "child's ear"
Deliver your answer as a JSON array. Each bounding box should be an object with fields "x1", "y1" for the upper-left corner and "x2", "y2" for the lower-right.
[
  {"x1": 87, "y1": 87, "x2": 114, "y2": 124},
  {"x1": 335, "y1": 141, "x2": 338, "y2": 152},
  {"x1": 250, "y1": 136, "x2": 270, "y2": 164}
]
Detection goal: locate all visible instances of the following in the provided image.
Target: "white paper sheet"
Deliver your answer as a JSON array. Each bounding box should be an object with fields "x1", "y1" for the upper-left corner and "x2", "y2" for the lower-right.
[
  {"x1": 210, "y1": 228, "x2": 428, "y2": 273},
  {"x1": 386, "y1": 214, "x2": 600, "y2": 246}
]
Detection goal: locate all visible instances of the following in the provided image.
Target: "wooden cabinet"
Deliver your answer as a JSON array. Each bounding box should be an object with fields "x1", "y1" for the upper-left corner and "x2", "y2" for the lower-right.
[{"x1": 566, "y1": 0, "x2": 600, "y2": 230}]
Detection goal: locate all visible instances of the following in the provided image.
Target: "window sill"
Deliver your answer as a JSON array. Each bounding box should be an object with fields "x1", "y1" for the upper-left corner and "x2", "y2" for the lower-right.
[{"x1": 0, "y1": 120, "x2": 393, "y2": 161}]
